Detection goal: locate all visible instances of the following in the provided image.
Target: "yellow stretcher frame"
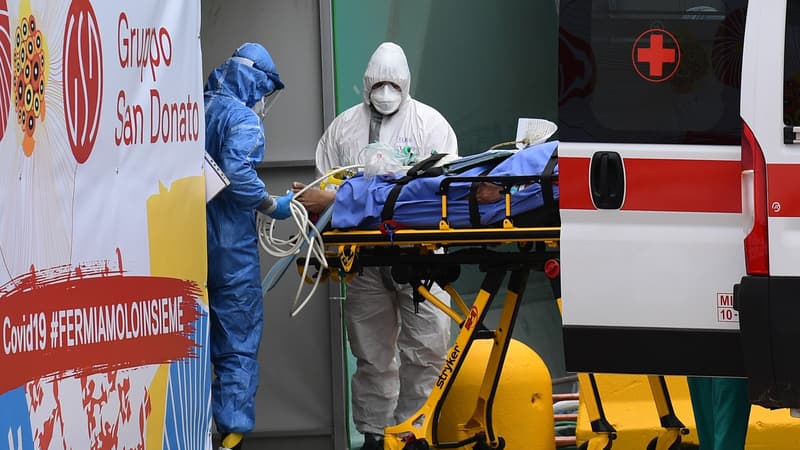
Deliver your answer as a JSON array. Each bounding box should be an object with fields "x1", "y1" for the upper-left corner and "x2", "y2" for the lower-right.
[
  {"x1": 315, "y1": 225, "x2": 691, "y2": 450},
  {"x1": 317, "y1": 223, "x2": 561, "y2": 450}
]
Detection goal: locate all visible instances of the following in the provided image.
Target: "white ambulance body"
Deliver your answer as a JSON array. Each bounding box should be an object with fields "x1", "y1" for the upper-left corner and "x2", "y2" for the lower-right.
[{"x1": 558, "y1": 0, "x2": 800, "y2": 407}]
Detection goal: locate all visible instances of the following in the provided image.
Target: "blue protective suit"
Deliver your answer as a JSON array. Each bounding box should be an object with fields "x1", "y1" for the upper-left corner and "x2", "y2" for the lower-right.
[{"x1": 204, "y1": 43, "x2": 284, "y2": 435}]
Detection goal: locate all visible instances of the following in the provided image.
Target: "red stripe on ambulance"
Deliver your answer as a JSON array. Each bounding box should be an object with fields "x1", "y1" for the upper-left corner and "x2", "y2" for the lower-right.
[
  {"x1": 767, "y1": 164, "x2": 800, "y2": 217},
  {"x1": 558, "y1": 157, "x2": 594, "y2": 210},
  {"x1": 560, "y1": 156, "x2": 741, "y2": 213}
]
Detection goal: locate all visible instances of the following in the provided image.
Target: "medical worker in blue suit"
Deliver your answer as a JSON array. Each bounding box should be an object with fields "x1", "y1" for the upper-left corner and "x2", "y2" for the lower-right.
[{"x1": 204, "y1": 42, "x2": 292, "y2": 450}]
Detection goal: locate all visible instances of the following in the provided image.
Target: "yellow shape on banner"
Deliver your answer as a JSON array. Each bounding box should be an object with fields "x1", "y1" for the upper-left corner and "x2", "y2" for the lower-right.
[
  {"x1": 146, "y1": 363, "x2": 171, "y2": 449},
  {"x1": 147, "y1": 175, "x2": 208, "y2": 305},
  {"x1": 146, "y1": 175, "x2": 207, "y2": 448}
]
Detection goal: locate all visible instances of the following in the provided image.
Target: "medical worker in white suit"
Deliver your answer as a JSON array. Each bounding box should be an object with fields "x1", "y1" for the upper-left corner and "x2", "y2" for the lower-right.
[{"x1": 295, "y1": 42, "x2": 457, "y2": 450}]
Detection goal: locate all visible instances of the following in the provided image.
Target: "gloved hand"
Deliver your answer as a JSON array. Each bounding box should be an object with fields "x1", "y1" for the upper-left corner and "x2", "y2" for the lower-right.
[{"x1": 268, "y1": 192, "x2": 293, "y2": 220}]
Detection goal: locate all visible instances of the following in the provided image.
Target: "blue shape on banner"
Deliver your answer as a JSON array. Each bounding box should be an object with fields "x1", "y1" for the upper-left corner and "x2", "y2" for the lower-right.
[
  {"x1": 0, "y1": 387, "x2": 34, "y2": 450},
  {"x1": 164, "y1": 309, "x2": 211, "y2": 450}
]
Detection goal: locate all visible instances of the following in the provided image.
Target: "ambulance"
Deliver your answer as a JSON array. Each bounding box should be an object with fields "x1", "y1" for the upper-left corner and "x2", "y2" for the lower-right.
[{"x1": 558, "y1": 0, "x2": 800, "y2": 408}]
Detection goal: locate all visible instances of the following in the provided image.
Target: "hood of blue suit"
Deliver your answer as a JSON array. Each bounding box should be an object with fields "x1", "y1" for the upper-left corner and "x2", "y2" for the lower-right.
[{"x1": 205, "y1": 56, "x2": 282, "y2": 108}]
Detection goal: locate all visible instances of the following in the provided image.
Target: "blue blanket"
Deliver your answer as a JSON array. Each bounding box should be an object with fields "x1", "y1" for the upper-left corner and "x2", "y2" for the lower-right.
[{"x1": 331, "y1": 141, "x2": 559, "y2": 229}]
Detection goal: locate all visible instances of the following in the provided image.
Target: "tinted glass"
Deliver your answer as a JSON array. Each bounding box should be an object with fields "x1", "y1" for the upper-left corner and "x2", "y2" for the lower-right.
[
  {"x1": 559, "y1": 0, "x2": 747, "y2": 145},
  {"x1": 785, "y1": 0, "x2": 800, "y2": 126}
]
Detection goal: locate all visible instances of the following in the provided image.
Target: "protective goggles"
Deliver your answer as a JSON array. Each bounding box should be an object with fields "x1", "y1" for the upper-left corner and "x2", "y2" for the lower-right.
[{"x1": 253, "y1": 90, "x2": 281, "y2": 120}]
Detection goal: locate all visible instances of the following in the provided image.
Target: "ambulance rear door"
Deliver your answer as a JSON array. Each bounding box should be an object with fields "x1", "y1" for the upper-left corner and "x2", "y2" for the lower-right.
[
  {"x1": 558, "y1": 0, "x2": 748, "y2": 376},
  {"x1": 735, "y1": 0, "x2": 800, "y2": 408}
]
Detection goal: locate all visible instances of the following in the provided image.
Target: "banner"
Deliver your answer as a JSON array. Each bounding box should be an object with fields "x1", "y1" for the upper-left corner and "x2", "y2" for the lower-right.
[{"x1": 0, "y1": 0, "x2": 210, "y2": 449}]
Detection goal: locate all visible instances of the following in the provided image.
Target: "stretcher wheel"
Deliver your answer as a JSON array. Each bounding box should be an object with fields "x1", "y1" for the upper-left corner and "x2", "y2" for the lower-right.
[{"x1": 645, "y1": 436, "x2": 681, "y2": 450}]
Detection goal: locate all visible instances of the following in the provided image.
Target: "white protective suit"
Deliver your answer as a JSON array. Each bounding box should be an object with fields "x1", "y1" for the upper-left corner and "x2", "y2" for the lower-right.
[{"x1": 315, "y1": 42, "x2": 458, "y2": 436}]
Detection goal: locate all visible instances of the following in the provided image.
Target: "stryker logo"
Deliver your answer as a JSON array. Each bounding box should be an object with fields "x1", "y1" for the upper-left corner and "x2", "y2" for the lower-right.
[{"x1": 436, "y1": 344, "x2": 461, "y2": 388}]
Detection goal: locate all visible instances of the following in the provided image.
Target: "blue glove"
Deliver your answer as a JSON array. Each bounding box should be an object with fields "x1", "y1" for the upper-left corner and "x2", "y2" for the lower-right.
[{"x1": 268, "y1": 192, "x2": 293, "y2": 220}]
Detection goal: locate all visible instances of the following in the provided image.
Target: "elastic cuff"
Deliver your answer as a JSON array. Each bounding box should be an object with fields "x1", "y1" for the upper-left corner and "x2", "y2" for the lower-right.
[{"x1": 257, "y1": 196, "x2": 276, "y2": 214}]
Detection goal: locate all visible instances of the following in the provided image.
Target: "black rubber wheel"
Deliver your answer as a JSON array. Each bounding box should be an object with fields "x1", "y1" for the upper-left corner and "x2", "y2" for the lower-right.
[{"x1": 472, "y1": 440, "x2": 492, "y2": 450}]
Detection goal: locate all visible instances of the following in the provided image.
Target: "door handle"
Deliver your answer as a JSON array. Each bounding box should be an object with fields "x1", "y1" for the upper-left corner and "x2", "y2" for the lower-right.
[
  {"x1": 590, "y1": 151, "x2": 624, "y2": 209},
  {"x1": 784, "y1": 126, "x2": 800, "y2": 144}
]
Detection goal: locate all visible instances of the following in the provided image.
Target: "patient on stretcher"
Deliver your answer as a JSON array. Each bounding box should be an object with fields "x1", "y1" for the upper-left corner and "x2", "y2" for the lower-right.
[{"x1": 331, "y1": 140, "x2": 559, "y2": 230}]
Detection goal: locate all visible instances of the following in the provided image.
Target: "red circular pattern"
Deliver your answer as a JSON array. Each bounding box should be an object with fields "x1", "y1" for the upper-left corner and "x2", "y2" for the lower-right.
[
  {"x1": 63, "y1": 0, "x2": 102, "y2": 164},
  {"x1": 0, "y1": 2, "x2": 11, "y2": 141}
]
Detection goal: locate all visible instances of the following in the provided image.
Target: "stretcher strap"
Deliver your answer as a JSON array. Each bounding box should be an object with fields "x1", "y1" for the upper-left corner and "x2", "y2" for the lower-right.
[
  {"x1": 541, "y1": 147, "x2": 558, "y2": 209},
  {"x1": 380, "y1": 153, "x2": 448, "y2": 222},
  {"x1": 468, "y1": 168, "x2": 493, "y2": 227},
  {"x1": 468, "y1": 182, "x2": 481, "y2": 227}
]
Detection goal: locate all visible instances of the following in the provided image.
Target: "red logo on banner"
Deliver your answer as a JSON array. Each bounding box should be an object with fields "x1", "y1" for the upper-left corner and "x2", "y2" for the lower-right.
[
  {"x1": 632, "y1": 29, "x2": 681, "y2": 82},
  {"x1": 63, "y1": 0, "x2": 103, "y2": 163},
  {"x1": 0, "y1": 1, "x2": 10, "y2": 142}
]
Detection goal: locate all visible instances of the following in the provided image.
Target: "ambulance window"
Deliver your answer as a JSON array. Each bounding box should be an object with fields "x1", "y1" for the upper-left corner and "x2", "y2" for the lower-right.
[
  {"x1": 784, "y1": 1, "x2": 800, "y2": 126},
  {"x1": 559, "y1": 0, "x2": 747, "y2": 145}
]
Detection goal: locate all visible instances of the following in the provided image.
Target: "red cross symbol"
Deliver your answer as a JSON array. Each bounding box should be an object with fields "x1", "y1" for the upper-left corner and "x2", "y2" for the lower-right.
[{"x1": 632, "y1": 29, "x2": 681, "y2": 82}]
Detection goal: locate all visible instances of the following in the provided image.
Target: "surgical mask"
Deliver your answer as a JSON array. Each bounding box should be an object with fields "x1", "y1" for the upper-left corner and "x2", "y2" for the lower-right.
[
  {"x1": 370, "y1": 84, "x2": 402, "y2": 115},
  {"x1": 253, "y1": 89, "x2": 281, "y2": 120}
]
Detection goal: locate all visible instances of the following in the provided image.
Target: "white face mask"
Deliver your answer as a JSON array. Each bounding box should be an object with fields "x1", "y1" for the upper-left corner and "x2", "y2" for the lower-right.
[
  {"x1": 253, "y1": 90, "x2": 281, "y2": 120},
  {"x1": 369, "y1": 84, "x2": 402, "y2": 115}
]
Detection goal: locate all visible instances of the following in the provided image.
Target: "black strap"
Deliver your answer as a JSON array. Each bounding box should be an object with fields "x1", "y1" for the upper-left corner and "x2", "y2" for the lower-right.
[
  {"x1": 381, "y1": 184, "x2": 405, "y2": 221},
  {"x1": 405, "y1": 153, "x2": 448, "y2": 178},
  {"x1": 380, "y1": 153, "x2": 448, "y2": 222},
  {"x1": 541, "y1": 147, "x2": 558, "y2": 209},
  {"x1": 468, "y1": 168, "x2": 493, "y2": 227},
  {"x1": 468, "y1": 183, "x2": 481, "y2": 227}
]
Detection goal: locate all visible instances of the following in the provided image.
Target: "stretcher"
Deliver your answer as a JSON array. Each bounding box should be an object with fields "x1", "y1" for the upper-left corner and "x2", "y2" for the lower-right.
[
  {"x1": 302, "y1": 165, "x2": 563, "y2": 450},
  {"x1": 305, "y1": 177, "x2": 691, "y2": 450},
  {"x1": 261, "y1": 142, "x2": 558, "y2": 316}
]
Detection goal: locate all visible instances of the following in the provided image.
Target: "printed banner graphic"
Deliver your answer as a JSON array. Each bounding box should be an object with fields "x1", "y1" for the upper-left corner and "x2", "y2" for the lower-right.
[{"x1": 0, "y1": 0, "x2": 210, "y2": 449}]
